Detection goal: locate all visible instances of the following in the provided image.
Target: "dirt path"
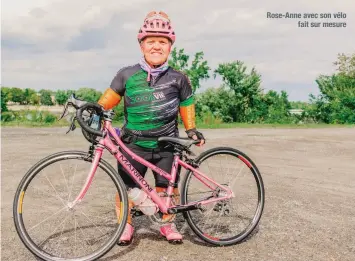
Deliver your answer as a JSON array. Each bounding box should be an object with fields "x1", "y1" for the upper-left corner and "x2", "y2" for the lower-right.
[{"x1": 1, "y1": 127, "x2": 355, "y2": 261}]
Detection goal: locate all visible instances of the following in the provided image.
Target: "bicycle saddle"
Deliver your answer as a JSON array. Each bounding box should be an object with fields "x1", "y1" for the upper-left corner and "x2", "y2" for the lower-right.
[{"x1": 157, "y1": 137, "x2": 198, "y2": 147}]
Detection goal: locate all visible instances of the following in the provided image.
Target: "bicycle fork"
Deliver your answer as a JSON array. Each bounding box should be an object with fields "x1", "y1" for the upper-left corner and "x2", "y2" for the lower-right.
[{"x1": 67, "y1": 145, "x2": 104, "y2": 209}]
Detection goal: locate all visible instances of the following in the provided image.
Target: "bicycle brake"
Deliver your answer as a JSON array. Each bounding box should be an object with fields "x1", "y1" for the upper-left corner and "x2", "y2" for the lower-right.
[
  {"x1": 184, "y1": 156, "x2": 199, "y2": 168},
  {"x1": 185, "y1": 149, "x2": 196, "y2": 156},
  {"x1": 66, "y1": 116, "x2": 77, "y2": 134},
  {"x1": 84, "y1": 145, "x2": 95, "y2": 160}
]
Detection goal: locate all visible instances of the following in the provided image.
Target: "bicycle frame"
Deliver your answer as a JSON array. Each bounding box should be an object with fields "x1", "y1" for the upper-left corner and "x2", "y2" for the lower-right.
[{"x1": 70, "y1": 120, "x2": 234, "y2": 214}]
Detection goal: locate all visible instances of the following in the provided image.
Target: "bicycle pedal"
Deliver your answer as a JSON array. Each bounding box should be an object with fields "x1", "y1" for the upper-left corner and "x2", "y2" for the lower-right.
[
  {"x1": 132, "y1": 209, "x2": 144, "y2": 217},
  {"x1": 117, "y1": 239, "x2": 133, "y2": 246},
  {"x1": 168, "y1": 239, "x2": 183, "y2": 244}
]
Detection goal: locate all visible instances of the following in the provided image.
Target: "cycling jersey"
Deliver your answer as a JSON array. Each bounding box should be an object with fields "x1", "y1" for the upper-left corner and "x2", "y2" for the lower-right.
[{"x1": 109, "y1": 64, "x2": 194, "y2": 148}]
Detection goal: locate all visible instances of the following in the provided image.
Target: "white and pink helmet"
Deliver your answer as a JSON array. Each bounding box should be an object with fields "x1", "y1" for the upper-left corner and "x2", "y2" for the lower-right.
[{"x1": 137, "y1": 11, "x2": 176, "y2": 44}]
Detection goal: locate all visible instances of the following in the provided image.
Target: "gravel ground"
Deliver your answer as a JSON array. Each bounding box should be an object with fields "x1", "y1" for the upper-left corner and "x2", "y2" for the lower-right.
[{"x1": 1, "y1": 127, "x2": 355, "y2": 261}]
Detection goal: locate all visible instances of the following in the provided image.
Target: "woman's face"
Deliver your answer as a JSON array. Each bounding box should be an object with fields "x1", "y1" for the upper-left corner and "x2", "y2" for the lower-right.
[{"x1": 140, "y1": 36, "x2": 172, "y2": 67}]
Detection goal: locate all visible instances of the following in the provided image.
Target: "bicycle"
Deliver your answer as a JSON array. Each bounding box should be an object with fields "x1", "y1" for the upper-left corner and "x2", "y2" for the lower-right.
[{"x1": 13, "y1": 95, "x2": 265, "y2": 261}]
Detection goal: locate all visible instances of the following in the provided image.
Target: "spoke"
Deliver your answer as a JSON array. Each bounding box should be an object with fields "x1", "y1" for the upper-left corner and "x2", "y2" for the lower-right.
[
  {"x1": 78, "y1": 210, "x2": 105, "y2": 236},
  {"x1": 189, "y1": 152, "x2": 260, "y2": 240},
  {"x1": 219, "y1": 154, "x2": 226, "y2": 185},
  {"x1": 229, "y1": 164, "x2": 245, "y2": 188},
  {"x1": 188, "y1": 177, "x2": 213, "y2": 198},
  {"x1": 206, "y1": 160, "x2": 216, "y2": 186},
  {"x1": 225, "y1": 155, "x2": 237, "y2": 185},
  {"x1": 29, "y1": 206, "x2": 67, "y2": 232},
  {"x1": 55, "y1": 214, "x2": 71, "y2": 258},
  {"x1": 30, "y1": 188, "x2": 66, "y2": 205},
  {"x1": 77, "y1": 218, "x2": 91, "y2": 246},
  {"x1": 22, "y1": 201, "x2": 62, "y2": 211},
  {"x1": 88, "y1": 213, "x2": 115, "y2": 224},
  {"x1": 200, "y1": 204, "x2": 217, "y2": 232},
  {"x1": 229, "y1": 204, "x2": 250, "y2": 228},
  {"x1": 68, "y1": 164, "x2": 78, "y2": 202},
  {"x1": 74, "y1": 217, "x2": 77, "y2": 256},
  {"x1": 208, "y1": 204, "x2": 225, "y2": 236},
  {"x1": 38, "y1": 212, "x2": 70, "y2": 248},
  {"x1": 214, "y1": 205, "x2": 226, "y2": 236},
  {"x1": 45, "y1": 173, "x2": 67, "y2": 207},
  {"x1": 59, "y1": 164, "x2": 70, "y2": 196},
  {"x1": 187, "y1": 190, "x2": 214, "y2": 196},
  {"x1": 241, "y1": 201, "x2": 254, "y2": 213}
]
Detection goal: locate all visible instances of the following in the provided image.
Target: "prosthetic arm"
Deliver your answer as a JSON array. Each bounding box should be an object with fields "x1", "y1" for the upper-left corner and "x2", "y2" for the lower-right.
[{"x1": 179, "y1": 103, "x2": 205, "y2": 141}]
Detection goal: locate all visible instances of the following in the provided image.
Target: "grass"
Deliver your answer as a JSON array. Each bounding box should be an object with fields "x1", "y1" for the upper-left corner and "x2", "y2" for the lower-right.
[
  {"x1": 195, "y1": 122, "x2": 355, "y2": 129},
  {"x1": 1, "y1": 120, "x2": 70, "y2": 128},
  {"x1": 2, "y1": 120, "x2": 354, "y2": 129}
]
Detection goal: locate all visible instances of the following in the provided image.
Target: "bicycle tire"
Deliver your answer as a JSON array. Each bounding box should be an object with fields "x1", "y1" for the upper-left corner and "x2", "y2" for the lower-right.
[
  {"x1": 13, "y1": 151, "x2": 128, "y2": 261},
  {"x1": 181, "y1": 147, "x2": 265, "y2": 246}
]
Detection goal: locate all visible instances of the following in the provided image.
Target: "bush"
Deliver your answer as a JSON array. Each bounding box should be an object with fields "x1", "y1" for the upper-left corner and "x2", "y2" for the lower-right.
[
  {"x1": 307, "y1": 53, "x2": 355, "y2": 124},
  {"x1": 40, "y1": 91, "x2": 54, "y2": 106},
  {"x1": 1, "y1": 89, "x2": 8, "y2": 112},
  {"x1": 1, "y1": 111, "x2": 15, "y2": 122},
  {"x1": 43, "y1": 113, "x2": 56, "y2": 123},
  {"x1": 1, "y1": 110, "x2": 58, "y2": 124},
  {"x1": 197, "y1": 111, "x2": 223, "y2": 125}
]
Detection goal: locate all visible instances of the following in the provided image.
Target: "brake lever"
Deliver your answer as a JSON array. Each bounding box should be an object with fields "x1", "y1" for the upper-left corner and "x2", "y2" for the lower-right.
[
  {"x1": 58, "y1": 102, "x2": 69, "y2": 121},
  {"x1": 66, "y1": 116, "x2": 77, "y2": 134}
]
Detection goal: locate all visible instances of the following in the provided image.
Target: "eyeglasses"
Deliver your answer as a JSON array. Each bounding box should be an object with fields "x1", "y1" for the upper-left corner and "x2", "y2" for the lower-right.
[{"x1": 145, "y1": 11, "x2": 170, "y2": 23}]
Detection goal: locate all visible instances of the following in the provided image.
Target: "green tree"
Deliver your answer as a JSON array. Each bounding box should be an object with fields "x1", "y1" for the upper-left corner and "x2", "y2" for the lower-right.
[
  {"x1": 261, "y1": 90, "x2": 292, "y2": 123},
  {"x1": 75, "y1": 88, "x2": 102, "y2": 102},
  {"x1": 30, "y1": 93, "x2": 40, "y2": 105},
  {"x1": 55, "y1": 90, "x2": 69, "y2": 105},
  {"x1": 39, "y1": 90, "x2": 54, "y2": 105},
  {"x1": 66, "y1": 90, "x2": 75, "y2": 97},
  {"x1": 1, "y1": 89, "x2": 8, "y2": 112},
  {"x1": 213, "y1": 61, "x2": 263, "y2": 122},
  {"x1": 9, "y1": 87, "x2": 25, "y2": 104},
  {"x1": 1, "y1": 87, "x2": 11, "y2": 98},
  {"x1": 23, "y1": 88, "x2": 36, "y2": 104},
  {"x1": 334, "y1": 53, "x2": 355, "y2": 78},
  {"x1": 307, "y1": 53, "x2": 355, "y2": 124},
  {"x1": 168, "y1": 47, "x2": 210, "y2": 93},
  {"x1": 195, "y1": 86, "x2": 236, "y2": 123},
  {"x1": 290, "y1": 101, "x2": 309, "y2": 109}
]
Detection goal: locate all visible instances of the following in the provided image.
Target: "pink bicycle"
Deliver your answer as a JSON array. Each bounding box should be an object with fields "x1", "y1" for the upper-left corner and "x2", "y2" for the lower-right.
[{"x1": 13, "y1": 95, "x2": 265, "y2": 261}]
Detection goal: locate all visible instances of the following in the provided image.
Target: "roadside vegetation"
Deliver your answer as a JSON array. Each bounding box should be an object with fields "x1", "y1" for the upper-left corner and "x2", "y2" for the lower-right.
[{"x1": 1, "y1": 50, "x2": 354, "y2": 128}]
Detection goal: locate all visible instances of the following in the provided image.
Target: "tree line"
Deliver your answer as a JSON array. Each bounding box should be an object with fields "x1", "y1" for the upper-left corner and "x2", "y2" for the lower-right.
[{"x1": 1, "y1": 49, "x2": 354, "y2": 124}]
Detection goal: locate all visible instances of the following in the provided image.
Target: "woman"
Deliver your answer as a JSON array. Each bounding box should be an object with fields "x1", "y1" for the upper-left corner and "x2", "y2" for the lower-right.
[{"x1": 98, "y1": 11, "x2": 205, "y2": 244}]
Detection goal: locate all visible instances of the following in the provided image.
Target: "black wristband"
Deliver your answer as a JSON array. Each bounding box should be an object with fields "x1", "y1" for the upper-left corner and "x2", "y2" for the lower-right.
[{"x1": 186, "y1": 128, "x2": 205, "y2": 141}]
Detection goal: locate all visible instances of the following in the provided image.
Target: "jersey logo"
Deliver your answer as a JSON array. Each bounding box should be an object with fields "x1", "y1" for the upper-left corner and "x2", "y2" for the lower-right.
[
  {"x1": 153, "y1": 91, "x2": 165, "y2": 99},
  {"x1": 130, "y1": 91, "x2": 166, "y2": 104}
]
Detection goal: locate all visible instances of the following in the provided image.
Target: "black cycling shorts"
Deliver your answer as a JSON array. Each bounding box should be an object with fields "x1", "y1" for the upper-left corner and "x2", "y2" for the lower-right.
[{"x1": 117, "y1": 141, "x2": 181, "y2": 188}]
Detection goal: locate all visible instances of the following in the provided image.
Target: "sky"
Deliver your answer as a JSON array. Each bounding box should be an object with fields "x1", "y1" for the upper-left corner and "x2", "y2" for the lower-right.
[{"x1": 1, "y1": 0, "x2": 354, "y2": 101}]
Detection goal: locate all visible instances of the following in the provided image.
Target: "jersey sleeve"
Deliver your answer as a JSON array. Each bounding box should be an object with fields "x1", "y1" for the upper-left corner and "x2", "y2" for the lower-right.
[
  {"x1": 179, "y1": 74, "x2": 196, "y2": 130},
  {"x1": 179, "y1": 74, "x2": 194, "y2": 106},
  {"x1": 110, "y1": 69, "x2": 126, "y2": 96}
]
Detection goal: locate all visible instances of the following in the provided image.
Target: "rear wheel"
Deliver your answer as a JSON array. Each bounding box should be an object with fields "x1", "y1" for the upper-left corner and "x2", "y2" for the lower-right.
[
  {"x1": 13, "y1": 151, "x2": 128, "y2": 261},
  {"x1": 181, "y1": 147, "x2": 265, "y2": 246}
]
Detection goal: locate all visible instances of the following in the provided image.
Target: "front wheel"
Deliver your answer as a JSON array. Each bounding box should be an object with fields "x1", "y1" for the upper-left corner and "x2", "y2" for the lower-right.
[
  {"x1": 13, "y1": 151, "x2": 128, "y2": 261},
  {"x1": 181, "y1": 147, "x2": 265, "y2": 246}
]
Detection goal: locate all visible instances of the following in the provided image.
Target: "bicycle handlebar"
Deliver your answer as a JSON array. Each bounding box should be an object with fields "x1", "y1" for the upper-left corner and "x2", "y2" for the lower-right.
[{"x1": 76, "y1": 103, "x2": 105, "y2": 137}]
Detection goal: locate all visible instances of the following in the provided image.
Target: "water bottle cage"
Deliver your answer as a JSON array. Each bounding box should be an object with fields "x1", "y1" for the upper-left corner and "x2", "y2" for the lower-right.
[{"x1": 128, "y1": 188, "x2": 158, "y2": 215}]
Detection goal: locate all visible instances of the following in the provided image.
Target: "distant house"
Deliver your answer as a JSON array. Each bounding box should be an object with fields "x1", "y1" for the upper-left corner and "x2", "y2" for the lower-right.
[{"x1": 289, "y1": 109, "x2": 304, "y2": 115}]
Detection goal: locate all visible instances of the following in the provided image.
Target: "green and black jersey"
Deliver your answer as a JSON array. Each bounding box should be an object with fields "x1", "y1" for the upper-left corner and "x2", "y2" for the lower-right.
[{"x1": 110, "y1": 64, "x2": 194, "y2": 148}]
